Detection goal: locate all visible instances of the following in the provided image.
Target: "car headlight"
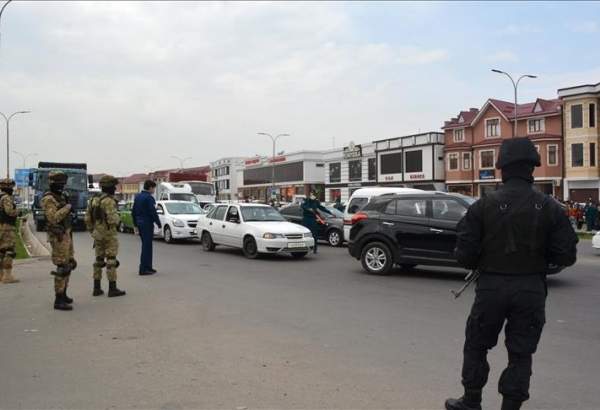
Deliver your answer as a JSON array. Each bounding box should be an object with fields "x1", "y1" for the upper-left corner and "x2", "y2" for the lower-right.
[
  {"x1": 263, "y1": 233, "x2": 285, "y2": 239},
  {"x1": 173, "y1": 219, "x2": 185, "y2": 227},
  {"x1": 303, "y1": 232, "x2": 313, "y2": 238},
  {"x1": 77, "y1": 210, "x2": 86, "y2": 215}
]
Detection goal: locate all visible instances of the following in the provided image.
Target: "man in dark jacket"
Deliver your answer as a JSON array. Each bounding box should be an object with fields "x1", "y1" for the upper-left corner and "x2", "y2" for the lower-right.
[
  {"x1": 301, "y1": 191, "x2": 332, "y2": 254},
  {"x1": 445, "y1": 138, "x2": 578, "y2": 410},
  {"x1": 132, "y1": 180, "x2": 161, "y2": 275}
]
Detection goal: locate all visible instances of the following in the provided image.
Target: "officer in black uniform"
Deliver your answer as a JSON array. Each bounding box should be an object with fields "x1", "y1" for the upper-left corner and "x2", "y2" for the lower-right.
[{"x1": 445, "y1": 138, "x2": 578, "y2": 410}]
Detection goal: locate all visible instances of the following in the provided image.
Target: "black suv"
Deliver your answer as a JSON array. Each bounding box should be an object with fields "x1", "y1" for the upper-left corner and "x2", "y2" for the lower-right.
[
  {"x1": 279, "y1": 204, "x2": 345, "y2": 247},
  {"x1": 348, "y1": 192, "x2": 475, "y2": 275}
]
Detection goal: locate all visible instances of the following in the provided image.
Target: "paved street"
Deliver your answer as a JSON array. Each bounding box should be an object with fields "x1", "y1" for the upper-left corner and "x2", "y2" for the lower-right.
[{"x1": 0, "y1": 230, "x2": 598, "y2": 410}]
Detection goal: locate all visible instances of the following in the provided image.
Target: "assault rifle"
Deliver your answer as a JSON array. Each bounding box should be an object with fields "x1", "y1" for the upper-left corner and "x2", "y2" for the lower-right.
[{"x1": 451, "y1": 270, "x2": 480, "y2": 299}]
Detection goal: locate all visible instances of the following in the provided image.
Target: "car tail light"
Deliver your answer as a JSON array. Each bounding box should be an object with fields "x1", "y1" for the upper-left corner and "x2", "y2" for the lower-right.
[{"x1": 350, "y1": 212, "x2": 368, "y2": 225}]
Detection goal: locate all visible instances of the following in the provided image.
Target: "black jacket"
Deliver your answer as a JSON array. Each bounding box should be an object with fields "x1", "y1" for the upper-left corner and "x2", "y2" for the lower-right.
[{"x1": 455, "y1": 179, "x2": 577, "y2": 274}]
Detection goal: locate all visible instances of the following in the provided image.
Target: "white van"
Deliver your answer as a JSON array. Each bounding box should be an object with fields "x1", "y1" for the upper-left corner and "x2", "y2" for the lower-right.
[
  {"x1": 155, "y1": 182, "x2": 198, "y2": 203},
  {"x1": 343, "y1": 187, "x2": 424, "y2": 241}
]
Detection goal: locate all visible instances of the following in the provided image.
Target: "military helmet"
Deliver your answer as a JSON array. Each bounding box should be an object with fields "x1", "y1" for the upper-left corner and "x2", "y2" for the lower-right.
[
  {"x1": 495, "y1": 137, "x2": 541, "y2": 169},
  {"x1": 99, "y1": 175, "x2": 119, "y2": 188},
  {"x1": 48, "y1": 170, "x2": 68, "y2": 184},
  {"x1": 0, "y1": 178, "x2": 15, "y2": 188}
]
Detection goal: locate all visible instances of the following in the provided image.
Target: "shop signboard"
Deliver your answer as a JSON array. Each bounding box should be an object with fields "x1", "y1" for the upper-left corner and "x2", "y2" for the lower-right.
[
  {"x1": 479, "y1": 169, "x2": 495, "y2": 180},
  {"x1": 343, "y1": 142, "x2": 362, "y2": 159}
]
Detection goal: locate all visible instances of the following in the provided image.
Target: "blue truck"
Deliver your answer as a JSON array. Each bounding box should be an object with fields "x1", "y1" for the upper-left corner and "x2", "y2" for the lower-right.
[{"x1": 30, "y1": 162, "x2": 93, "y2": 232}]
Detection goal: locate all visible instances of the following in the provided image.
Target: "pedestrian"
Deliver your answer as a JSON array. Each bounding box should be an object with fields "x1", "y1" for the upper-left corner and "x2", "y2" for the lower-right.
[
  {"x1": 132, "y1": 180, "x2": 161, "y2": 275},
  {"x1": 40, "y1": 171, "x2": 77, "y2": 311},
  {"x1": 585, "y1": 202, "x2": 598, "y2": 231},
  {"x1": 0, "y1": 178, "x2": 19, "y2": 284},
  {"x1": 334, "y1": 195, "x2": 345, "y2": 212},
  {"x1": 445, "y1": 138, "x2": 578, "y2": 410},
  {"x1": 301, "y1": 191, "x2": 332, "y2": 254},
  {"x1": 85, "y1": 175, "x2": 126, "y2": 297}
]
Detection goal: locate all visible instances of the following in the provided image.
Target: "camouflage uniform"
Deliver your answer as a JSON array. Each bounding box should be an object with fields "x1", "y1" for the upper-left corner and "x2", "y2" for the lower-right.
[
  {"x1": 0, "y1": 178, "x2": 19, "y2": 284},
  {"x1": 85, "y1": 175, "x2": 125, "y2": 297},
  {"x1": 40, "y1": 171, "x2": 75, "y2": 311}
]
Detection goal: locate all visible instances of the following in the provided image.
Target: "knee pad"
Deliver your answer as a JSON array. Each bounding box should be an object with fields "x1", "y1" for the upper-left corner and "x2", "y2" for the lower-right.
[
  {"x1": 69, "y1": 258, "x2": 77, "y2": 271},
  {"x1": 94, "y1": 256, "x2": 106, "y2": 268},
  {"x1": 106, "y1": 257, "x2": 119, "y2": 268},
  {"x1": 53, "y1": 265, "x2": 71, "y2": 278}
]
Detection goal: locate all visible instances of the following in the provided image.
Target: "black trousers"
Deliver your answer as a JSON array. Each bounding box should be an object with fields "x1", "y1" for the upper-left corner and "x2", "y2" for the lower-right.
[
  {"x1": 138, "y1": 223, "x2": 154, "y2": 273},
  {"x1": 461, "y1": 274, "x2": 546, "y2": 403}
]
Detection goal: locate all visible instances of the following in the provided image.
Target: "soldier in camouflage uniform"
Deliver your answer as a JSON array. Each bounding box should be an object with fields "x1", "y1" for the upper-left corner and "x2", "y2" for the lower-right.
[
  {"x1": 85, "y1": 175, "x2": 126, "y2": 297},
  {"x1": 0, "y1": 178, "x2": 19, "y2": 284},
  {"x1": 41, "y1": 171, "x2": 76, "y2": 311}
]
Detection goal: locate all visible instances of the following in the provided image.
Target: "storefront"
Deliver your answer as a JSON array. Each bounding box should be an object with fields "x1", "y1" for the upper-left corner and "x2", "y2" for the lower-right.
[
  {"x1": 564, "y1": 178, "x2": 600, "y2": 202},
  {"x1": 238, "y1": 151, "x2": 326, "y2": 202},
  {"x1": 375, "y1": 132, "x2": 446, "y2": 191},
  {"x1": 323, "y1": 141, "x2": 378, "y2": 202},
  {"x1": 446, "y1": 183, "x2": 474, "y2": 196}
]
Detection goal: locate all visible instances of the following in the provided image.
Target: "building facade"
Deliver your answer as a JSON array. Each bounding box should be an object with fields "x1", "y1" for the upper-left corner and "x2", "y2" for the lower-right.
[
  {"x1": 374, "y1": 132, "x2": 446, "y2": 191},
  {"x1": 558, "y1": 83, "x2": 600, "y2": 201},
  {"x1": 238, "y1": 151, "x2": 326, "y2": 202},
  {"x1": 119, "y1": 173, "x2": 148, "y2": 202},
  {"x1": 210, "y1": 157, "x2": 246, "y2": 201},
  {"x1": 443, "y1": 98, "x2": 563, "y2": 197},
  {"x1": 323, "y1": 142, "x2": 377, "y2": 202}
]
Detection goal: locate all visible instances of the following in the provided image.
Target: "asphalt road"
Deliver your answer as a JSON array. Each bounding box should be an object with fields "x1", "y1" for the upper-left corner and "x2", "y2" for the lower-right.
[{"x1": 1, "y1": 229, "x2": 598, "y2": 410}]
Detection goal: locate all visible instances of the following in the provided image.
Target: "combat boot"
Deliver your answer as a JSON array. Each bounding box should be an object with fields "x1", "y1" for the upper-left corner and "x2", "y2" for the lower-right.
[
  {"x1": 445, "y1": 389, "x2": 482, "y2": 410},
  {"x1": 93, "y1": 279, "x2": 104, "y2": 296},
  {"x1": 54, "y1": 293, "x2": 73, "y2": 311},
  {"x1": 501, "y1": 398, "x2": 522, "y2": 410},
  {"x1": 107, "y1": 281, "x2": 126, "y2": 298},
  {"x1": 63, "y1": 287, "x2": 74, "y2": 304}
]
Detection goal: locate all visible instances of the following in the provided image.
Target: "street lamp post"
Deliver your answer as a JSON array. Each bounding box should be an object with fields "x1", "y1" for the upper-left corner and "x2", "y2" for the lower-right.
[
  {"x1": 170, "y1": 155, "x2": 192, "y2": 171},
  {"x1": 11, "y1": 151, "x2": 37, "y2": 206},
  {"x1": 0, "y1": 0, "x2": 13, "y2": 53},
  {"x1": 1, "y1": 110, "x2": 31, "y2": 178},
  {"x1": 258, "y1": 132, "x2": 289, "y2": 202},
  {"x1": 491, "y1": 69, "x2": 537, "y2": 138}
]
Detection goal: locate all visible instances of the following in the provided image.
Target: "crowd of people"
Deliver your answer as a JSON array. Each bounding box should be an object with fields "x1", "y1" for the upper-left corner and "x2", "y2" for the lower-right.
[{"x1": 560, "y1": 199, "x2": 600, "y2": 232}]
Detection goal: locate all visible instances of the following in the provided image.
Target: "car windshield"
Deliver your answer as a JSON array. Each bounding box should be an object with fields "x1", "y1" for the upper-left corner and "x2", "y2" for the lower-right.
[
  {"x1": 170, "y1": 193, "x2": 198, "y2": 203},
  {"x1": 320, "y1": 207, "x2": 343, "y2": 218},
  {"x1": 34, "y1": 170, "x2": 88, "y2": 192},
  {"x1": 187, "y1": 182, "x2": 214, "y2": 196},
  {"x1": 165, "y1": 202, "x2": 203, "y2": 215},
  {"x1": 241, "y1": 206, "x2": 286, "y2": 222}
]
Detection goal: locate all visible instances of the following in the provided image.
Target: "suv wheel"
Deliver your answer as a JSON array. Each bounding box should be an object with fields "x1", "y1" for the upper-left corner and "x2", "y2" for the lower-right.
[
  {"x1": 361, "y1": 242, "x2": 393, "y2": 275},
  {"x1": 201, "y1": 231, "x2": 216, "y2": 251},
  {"x1": 243, "y1": 236, "x2": 259, "y2": 259},
  {"x1": 327, "y1": 229, "x2": 342, "y2": 247},
  {"x1": 164, "y1": 226, "x2": 173, "y2": 243}
]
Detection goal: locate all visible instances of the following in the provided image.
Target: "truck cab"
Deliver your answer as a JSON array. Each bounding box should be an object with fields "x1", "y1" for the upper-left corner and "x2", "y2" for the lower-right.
[{"x1": 155, "y1": 182, "x2": 199, "y2": 204}]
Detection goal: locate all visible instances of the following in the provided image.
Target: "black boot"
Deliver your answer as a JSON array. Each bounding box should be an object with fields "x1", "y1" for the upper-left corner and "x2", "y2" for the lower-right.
[
  {"x1": 93, "y1": 279, "x2": 104, "y2": 296},
  {"x1": 108, "y1": 281, "x2": 126, "y2": 297},
  {"x1": 54, "y1": 293, "x2": 73, "y2": 311},
  {"x1": 445, "y1": 389, "x2": 482, "y2": 410},
  {"x1": 501, "y1": 398, "x2": 522, "y2": 410},
  {"x1": 63, "y1": 287, "x2": 74, "y2": 304}
]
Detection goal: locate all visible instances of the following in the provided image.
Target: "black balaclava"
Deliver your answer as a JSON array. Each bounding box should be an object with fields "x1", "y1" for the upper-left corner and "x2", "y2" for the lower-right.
[
  {"x1": 1, "y1": 187, "x2": 13, "y2": 196},
  {"x1": 102, "y1": 186, "x2": 116, "y2": 196},
  {"x1": 50, "y1": 183, "x2": 65, "y2": 194},
  {"x1": 501, "y1": 161, "x2": 535, "y2": 184}
]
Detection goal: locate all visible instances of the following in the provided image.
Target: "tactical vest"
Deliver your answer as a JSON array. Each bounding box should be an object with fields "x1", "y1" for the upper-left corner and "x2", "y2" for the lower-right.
[
  {"x1": 89, "y1": 194, "x2": 117, "y2": 228},
  {"x1": 0, "y1": 193, "x2": 17, "y2": 226},
  {"x1": 43, "y1": 191, "x2": 72, "y2": 234},
  {"x1": 478, "y1": 189, "x2": 554, "y2": 275}
]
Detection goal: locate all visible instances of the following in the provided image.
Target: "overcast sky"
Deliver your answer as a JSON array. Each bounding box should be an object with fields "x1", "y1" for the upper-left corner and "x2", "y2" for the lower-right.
[{"x1": 1, "y1": 1, "x2": 599, "y2": 176}]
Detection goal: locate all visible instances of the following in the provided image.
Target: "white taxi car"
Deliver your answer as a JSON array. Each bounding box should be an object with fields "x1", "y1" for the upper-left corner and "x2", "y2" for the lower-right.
[
  {"x1": 154, "y1": 201, "x2": 205, "y2": 243},
  {"x1": 197, "y1": 203, "x2": 315, "y2": 259}
]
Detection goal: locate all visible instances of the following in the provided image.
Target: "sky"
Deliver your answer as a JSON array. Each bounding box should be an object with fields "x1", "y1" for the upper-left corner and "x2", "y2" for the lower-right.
[{"x1": 1, "y1": 1, "x2": 600, "y2": 176}]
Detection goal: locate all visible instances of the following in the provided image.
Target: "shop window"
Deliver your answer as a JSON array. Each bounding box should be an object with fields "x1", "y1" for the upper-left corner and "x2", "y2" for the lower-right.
[
  {"x1": 329, "y1": 162, "x2": 341, "y2": 183},
  {"x1": 571, "y1": 104, "x2": 583, "y2": 129},
  {"x1": 348, "y1": 160, "x2": 362, "y2": 181},
  {"x1": 329, "y1": 189, "x2": 341, "y2": 202},
  {"x1": 368, "y1": 158, "x2": 377, "y2": 181},
  {"x1": 380, "y1": 152, "x2": 403, "y2": 175},
  {"x1": 571, "y1": 143, "x2": 584, "y2": 167},
  {"x1": 405, "y1": 150, "x2": 423, "y2": 173}
]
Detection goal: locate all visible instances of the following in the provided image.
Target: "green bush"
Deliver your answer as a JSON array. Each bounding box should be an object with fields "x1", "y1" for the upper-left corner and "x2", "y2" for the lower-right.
[{"x1": 15, "y1": 219, "x2": 29, "y2": 260}]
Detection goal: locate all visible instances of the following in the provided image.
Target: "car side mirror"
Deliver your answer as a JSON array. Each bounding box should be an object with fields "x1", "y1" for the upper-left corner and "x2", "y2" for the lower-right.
[{"x1": 156, "y1": 209, "x2": 164, "y2": 215}]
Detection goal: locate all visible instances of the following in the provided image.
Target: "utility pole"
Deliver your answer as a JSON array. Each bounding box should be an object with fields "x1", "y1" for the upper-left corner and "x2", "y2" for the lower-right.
[
  {"x1": 258, "y1": 132, "x2": 289, "y2": 202},
  {"x1": 491, "y1": 69, "x2": 537, "y2": 138},
  {"x1": 1, "y1": 111, "x2": 30, "y2": 177}
]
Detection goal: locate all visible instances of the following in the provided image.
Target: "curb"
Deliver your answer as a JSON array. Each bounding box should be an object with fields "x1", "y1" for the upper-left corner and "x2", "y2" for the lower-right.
[{"x1": 21, "y1": 215, "x2": 50, "y2": 257}]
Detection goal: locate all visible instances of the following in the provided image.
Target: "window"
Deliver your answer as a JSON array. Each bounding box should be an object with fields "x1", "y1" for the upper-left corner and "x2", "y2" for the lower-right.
[
  {"x1": 571, "y1": 143, "x2": 584, "y2": 167},
  {"x1": 405, "y1": 150, "x2": 423, "y2": 173},
  {"x1": 329, "y1": 162, "x2": 341, "y2": 183},
  {"x1": 480, "y1": 150, "x2": 495, "y2": 169},
  {"x1": 591, "y1": 143, "x2": 596, "y2": 167},
  {"x1": 590, "y1": 103, "x2": 596, "y2": 128},
  {"x1": 244, "y1": 162, "x2": 303, "y2": 185},
  {"x1": 211, "y1": 206, "x2": 227, "y2": 220},
  {"x1": 348, "y1": 159, "x2": 362, "y2": 181},
  {"x1": 485, "y1": 118, "x2": 500, "y2": 138},
  {"x1": 432, "y1": 199, "x2": 467, "y2": 221},
  {"x1": 329, "y1": 189, "x2": 341, "y2": 202},
  {"x1": 225, "y1": 206, "x2": 240, "y2": 222},
  {"x1": 347, "y1": 197, "x2": 368, "y2": 214},
  {"x1": 571, "y1": 104, "x2": 583, "y2": 129},
  {"x1": 368, "y1": 158, "x2": 377, "y2": 181},
  {"x1": 462, "y1": 152, "x2": 472, "y2": 170},
  {"x1": 548, "y1": 145, "x2": 558, "y2": 166},
  {"x1": 528, "y1": 118, "x2": 544, "y2": 133},
  {"x1": 448, "y1": 153, "x2": 459, "y2": 171},
  {"x1": 380, "y1": 152, "x2": 403, "y2": 175},
  {"x1": 386, "y1": 199, "x2": 427, "y2": 218},
  {"x1": 453, "y1": 129, "x2": 465, "y2": 142}
]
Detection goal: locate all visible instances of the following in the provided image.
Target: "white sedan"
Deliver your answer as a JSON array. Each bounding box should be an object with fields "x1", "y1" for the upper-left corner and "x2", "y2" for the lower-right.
[
  {"x1": 197, "y1": 203, "x2": 315, "y2": 259},
  {"x1": 593, "y1": 231, "x2": 600, "y2": 252},
  {"x1": 154, "y1": 200, "x2": 205, "y2": 243}
]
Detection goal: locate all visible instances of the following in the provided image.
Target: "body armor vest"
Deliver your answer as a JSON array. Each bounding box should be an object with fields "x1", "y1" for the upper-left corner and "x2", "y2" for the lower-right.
[
  {"x1": 43, "y1": 191, "x2": 72, "y2": 234},
  {"x1": 0, "y1": 193, "x2": 17, "y2": 226}
]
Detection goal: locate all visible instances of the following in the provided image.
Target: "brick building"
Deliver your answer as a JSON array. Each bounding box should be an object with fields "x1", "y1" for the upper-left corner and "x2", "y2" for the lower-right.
[{"x1": 443, "y1": 98, "x2": 563, "y2": 197}]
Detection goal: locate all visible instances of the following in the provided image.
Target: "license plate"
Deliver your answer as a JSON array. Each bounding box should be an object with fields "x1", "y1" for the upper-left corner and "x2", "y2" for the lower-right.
[
  {"x1": 191, "y1": 230, "x2": 197, "y2": 235},
  {"x1": 288, "y1": 242, "x2": 306, "y2": 248}
]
